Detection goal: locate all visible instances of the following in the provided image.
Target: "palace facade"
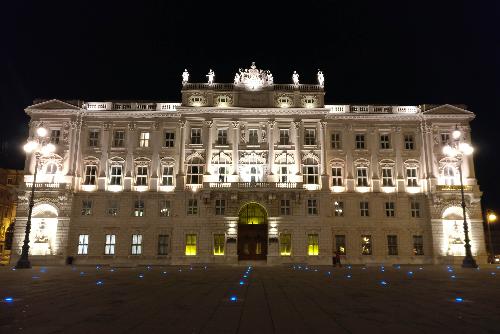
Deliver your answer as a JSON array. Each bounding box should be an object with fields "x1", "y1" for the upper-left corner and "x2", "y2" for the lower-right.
[{"x1": 10, "y1": 64, "x2": 487, "y2": 266}]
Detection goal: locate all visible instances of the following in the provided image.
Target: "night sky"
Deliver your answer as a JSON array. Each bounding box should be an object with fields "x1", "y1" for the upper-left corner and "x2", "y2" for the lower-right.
[{"x1": 1, "y1": 2, "x2": 499, "y2": 235}]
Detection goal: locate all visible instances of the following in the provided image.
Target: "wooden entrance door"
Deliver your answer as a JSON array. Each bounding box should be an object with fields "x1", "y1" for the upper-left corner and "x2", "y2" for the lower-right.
[{"x1": 238, "y1": 224, "x2": 267, "y2": 260}]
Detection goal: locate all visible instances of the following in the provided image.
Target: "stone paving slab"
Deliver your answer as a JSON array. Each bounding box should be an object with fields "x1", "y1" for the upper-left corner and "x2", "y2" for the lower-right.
[{"x1": 1, "y1": 264, "x2": 499, "y2": 333}]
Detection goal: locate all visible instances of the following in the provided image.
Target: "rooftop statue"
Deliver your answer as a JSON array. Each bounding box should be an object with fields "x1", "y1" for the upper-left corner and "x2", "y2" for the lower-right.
[
  {"x1": 234, "y1": 62, "x2": 273, "y2": 90},
  {"x1": 317, "y1": 70, "x2": 324, "y2": 88},
  {"x1": 182, "y1": 69, "x2": 189, "y2": 86},
  {"x1": 206, "y1": 69, "x2": 215, "y2": 86},
  {"x1": 292, "y1": 71, "x2": 300, "y2": 86}
]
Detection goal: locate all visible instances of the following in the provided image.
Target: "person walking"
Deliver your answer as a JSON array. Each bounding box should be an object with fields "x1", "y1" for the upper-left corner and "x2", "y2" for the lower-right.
[{"x1": 335, "y1": 251, "x2": 342, "y2": 267}]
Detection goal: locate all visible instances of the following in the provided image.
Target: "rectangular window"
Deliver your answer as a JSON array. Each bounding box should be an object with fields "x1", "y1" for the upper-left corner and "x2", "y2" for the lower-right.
[
  {"x1": 107, "y1": 200, "x2": 119, "y2": 216},
  {"x1": 81, "y1": 200, "x2": 92, "y2": 216},
  {"x1": 185, "y1": 234, "x2": 197, "y2": 256},
  {"x1": 77, "y1": 234, "x2": 89, "y2": 255},
  {"x1": 84, "y1": 165, "x2": 97, "y2": 185},
  {"x1": 304, "y1": 128, "x2": 316, "y2": 145},
  {"x1": 404, "y1": 134, "x2": 415, "y2": 150},
  {"x1": 191, "y1": 128, "x2": 201, "y2": 144},
  {"x1": 361, "y1": 235, "x2": 372, "y2": 255},
  {"x1": 331, "y1": 132, "x2": 341, "y2": 149},
  {"x1": 387, "y1": 235, "x2": 398, "y2": 255},
  {"x1": 279, "y1": 129, "x2": 290, "y2": 145},
  {"x1": 280, "y1": 234, "x2": 292, "y2": 256},
  {"x1": 215, "y1": 199, "x2": 225, "y2": 215},
  {"x1": 407, "y1": 167, "x2": 418, "y2": 187},
  {"x1": 303, "y1": 164, "x2": 319, "y2": 185},
  {"x1": 187, "y1": 164, "x2": 203, "y2": 184},
  {"x1": 133, "y1": 200, "x2": 145, "y2": 217},
  {"x1": 136, "y1": 166, "x2": 148, "y2": 186},
  {"x1": 335, "y1": 235, "x2": 346, "y2": 255},
  {"x1": 360, "y1": 201, "x2": 369, "y2": 217},
  {"x1": 355, "y1": 134, "x2": 365, "y2": 149},
  {"x1": 110, "y1": 165, "x2": 122, "y2": 185},
  {"x1": 334, "y1": 201, "x2": 344, "y2": 217},
  {"x1": 162, "y1": 166, "x2": 174, "y2": 186},
  {"x1": 187, "y1": 199, "x2": 198, "y2": 215},
  {"x1": 159, "y1": 199, "x2": 171, "y2": 217},
  {"x1": 380, "y1": 134, "x2": 391, "y2": 149},
  {"x1": 104, "y1": 234, "x2": 116, "y2": 255},
  {"x1": 280, "y1": 199, "x2": 291, "y2": 215},
  {"x1": 279, "y1": 166, "x2": 289, "y2": 183},
  {"x1": 440, "y1": 133, "x2": 450, "y2": 145},
  {"x1": 158, "y1": 234, "x2": 169, "y2": 255},
  {"x1": 382, "y1": 167, "x2": 394, "y2": 187},
  {"x1": 50, "y1": 129, "x2": 61, "y2": 144},
  {"x1": 307, "y1": 234, "x2": 319, "y2": 256},
  {"x1": 385, "y1": 202, "x2": 395, "y2": 217},
  {"x1": 139, "y1": 131, "x2": 150, "y2": 147},
  {"x1": 213, "y1": 234, "x2": 225, "y2": 255},
  {"x1": 356, "y1": 167, "x2": 369, "y2": 187},
  {"x1": 88, "y1": 129, "x2": 100, "y2": 147},
  {"x1": 411, "y1": 200, "x2": 421, "y2": 218},
  {"x1": 307, "y1": 199, "x2": 318, "y2": 215},
  {"x1": 413, "y1": 236, "x2": 424, "y2": 255},
  {"x1": 164, "y1": 131, "x2": 175, "y2": 147},
  {"x1": 248, "y1": 129, "x2": 259, "y2": 145},
  {"x1": 131, "y1": 234, "x2": 142, "y2": 255},
  {"x1": 332, "y1": 167, "x2": 343, "y2": 186},
  {"x1": 217, "y1": 129, "x2": 228, "y2": 145},
  {"x1": 113, "y1": 130, "x2": 125, "y2": 147}
]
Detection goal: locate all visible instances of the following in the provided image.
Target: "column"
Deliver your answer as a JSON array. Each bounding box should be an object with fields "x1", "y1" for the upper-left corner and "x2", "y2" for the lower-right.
[
  {"x1": 231, "y1": 121, "x2": 239, "y2": 178},
  {"x1": 205, "y1": 120, "x2": 213, "y2": 175},
  {"x1": 293, "y1": 120, "x2": 302, "y2": 176},
  {"x1": 98, "y1": 123, "x2": 110, "y2": 190},
  {"x1": 150, "y1": 120, "x2": 161, "y2": 190},
  {"x1": 125, "y1": 122, "x2": 136, "y2": 191},
  {"x1": 319, "y1": 121, "x2": 328, "y2": 189},
  {"x1": 176, "y1": 119, "x2": 186, "y2": 190},
  {"x1": 267, "y1": 120, "x2": 275, "y2": 178},
  {"x1": 394, "y1": 127, "x2": 404, "y2": 192}
]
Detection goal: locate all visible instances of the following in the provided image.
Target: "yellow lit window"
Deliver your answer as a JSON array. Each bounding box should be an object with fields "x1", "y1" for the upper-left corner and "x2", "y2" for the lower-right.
[
  {"x1": 307, "y1": 234, "x2": 319, "y2": 256},
  {"x1": 213, "y1": 234, "x2": 225, "y2": 256},
  {"x1": 185, "y1": 234, "x2": 197, "y2": 256},
  {"x1": 280, "y1": 234, "x2": 292, "y2": 256}
]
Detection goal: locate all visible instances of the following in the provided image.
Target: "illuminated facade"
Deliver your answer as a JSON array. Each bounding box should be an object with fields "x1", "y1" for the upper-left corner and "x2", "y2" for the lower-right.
[
  {"x1": 11, "y1": 63, "x2": 487, "y2": 266},
  {"x1": 0, "y1": 169, "x2": 23, "y2": 265}
]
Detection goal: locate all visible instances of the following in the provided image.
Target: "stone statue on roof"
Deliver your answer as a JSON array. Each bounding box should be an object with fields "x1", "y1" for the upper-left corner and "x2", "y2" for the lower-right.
[{"x1": 182, "y1": 69, "x2": 189, "y2": 86}]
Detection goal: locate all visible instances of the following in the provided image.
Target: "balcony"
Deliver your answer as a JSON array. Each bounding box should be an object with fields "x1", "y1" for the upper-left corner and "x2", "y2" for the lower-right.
[
  {"x1": 24, "y1": 182, "x2": 71, "y2": 190},
  {"x1": 436, "y1": 185, "x2": 473, "y2": 192},
  {"x1": 203, "y1": 182, "x2": 303, "y2": 190}
]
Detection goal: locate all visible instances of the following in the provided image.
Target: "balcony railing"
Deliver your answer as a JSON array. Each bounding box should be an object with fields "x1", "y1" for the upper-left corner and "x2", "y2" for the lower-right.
[
  {"x1": 24, "y1": 182, "x2": 71, "y2": 190},
  {"x1": 204, "y1": 182, "x2": 302, "y2": 189},
  {"x1": 436, "y1": 185, "x2": 473, "y2": 192}
]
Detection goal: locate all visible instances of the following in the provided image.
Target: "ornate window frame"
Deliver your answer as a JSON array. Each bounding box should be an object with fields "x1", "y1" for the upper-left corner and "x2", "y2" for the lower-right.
[{"x1": 379, "y1": 159, "x2": 396, "y2": 188}]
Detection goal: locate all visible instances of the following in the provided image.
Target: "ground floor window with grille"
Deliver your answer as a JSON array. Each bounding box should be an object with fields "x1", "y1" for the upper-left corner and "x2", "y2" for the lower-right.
[
  {"x1": 361, "y1": 235, "x2": 372, "y2": 255},
  {"x1": 133, "y1": 199, "x2": 145, "y2": 217},
  {"x1": 334, "y1": 201, "x2": 344, "y2": 217},
  {"x1": 77, "y1": 234, "x2": 89, "y2": 255},
  {"x1": 185, "y1": 234, "x2": 197, "y2": 256},
  {"x1": 387, "y1": 235, "x2": 398, "y2": 255},
  {"x1": 413, "y1": 235, "x2": 424, "y2": 255},
  {"x1": 335, "y1": 234, "x2": 346, "y2": 255},
  {"x1": 280, "y1": 199, "x2": 291, "y2": 215},
  {"x1": 105, "y1": 234, "x2": 116, "y2": 255},
  {"x1": 385, "y1": 202, "x2": 395, "y2": 217},
  {"x1": 307, "y1": 234, "x2": 319, "y2": 256},
  {"x1": 159, "y1": 200, "x2": 171, "y2": 217},
  {"x1": 215, "y1": 199, "x2": 225, "y2": 215},
  {"x1": 307, "y1": 199, "x2": 318, "y2": 215},
  {"x1": 411, "y1": 201, "x2": 421, "y2": 218},
  {"x1": 158, "y1": 235, "x2": 169, "y2": 255},
  {"x1": 131, "y1": 234, "x2": 142, "y2": 255},
  {"x1": 213, "y1": 234, "x2": 225, "y2": 255},
  {"x1": 81, "y1": 200, "x2": 92, "y2": 216},
  {"x1": 187, "y1": 199, "x2": 198, "y2": 215},
  {"x1": 280, "y1": 234, "x2": 291, "y2": 256}
]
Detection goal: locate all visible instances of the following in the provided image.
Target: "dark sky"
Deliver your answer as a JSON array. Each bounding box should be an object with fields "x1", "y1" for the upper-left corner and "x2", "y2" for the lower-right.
[{"x1": 1, "y1": 1, "x2": 499, "y2": 228}]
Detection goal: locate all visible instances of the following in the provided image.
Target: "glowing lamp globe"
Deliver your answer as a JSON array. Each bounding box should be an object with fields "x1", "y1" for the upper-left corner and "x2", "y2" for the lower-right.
[
  {"x1": 36, "y1": 127, "x2": 48, "y2": 137},
  {"x1": 452, "y1": 129, "x2": 461, "y2": 140},
  {"x1": 23, "y1": 141, "x2": 38, "y2": 153},
  {"x1": 459, "y1": 142, "x2": 473, "y2": 155},
  {"x1": 488, "y1": 212, "x2": 497, "y2": 222}
]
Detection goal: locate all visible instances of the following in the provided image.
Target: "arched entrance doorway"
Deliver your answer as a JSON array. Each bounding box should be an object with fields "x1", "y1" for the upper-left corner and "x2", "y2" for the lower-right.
[{"x1": 238, "y1": 202, "x2": 268, "y2": 261}]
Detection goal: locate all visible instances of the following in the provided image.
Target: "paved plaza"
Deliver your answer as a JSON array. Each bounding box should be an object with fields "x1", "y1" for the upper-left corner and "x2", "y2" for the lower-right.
[{"x1": 1, "y1": 264, "x2": 499, "y2": 333}]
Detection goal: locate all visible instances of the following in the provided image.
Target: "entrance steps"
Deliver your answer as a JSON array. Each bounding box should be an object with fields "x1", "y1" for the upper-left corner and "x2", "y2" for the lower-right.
[{"x1": 237, "y1": 260, "x2": 269, "y2": 267}]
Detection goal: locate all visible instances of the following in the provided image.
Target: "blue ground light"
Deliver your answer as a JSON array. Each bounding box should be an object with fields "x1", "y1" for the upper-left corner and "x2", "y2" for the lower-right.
[
  {"x1": 346, "y1": 274, "x2": 352, "y2": 279},
  {"x1": 243, "y1": 274, "x2": 248, "y2": 278},
  {"x1": 138, "y1": 274, "x2": 144, "y2": 279},
  {"x1": 40, "y1": 268, "x2": 47, "y2": 273},
  {"x1": 3, "y1": 297, "x2": 14, "y2": 303},
  {"x1": 455, "y1": 297, "x2": 463, "y2": 303},
  {"x1": 80, "y1": 272, "x2": 85, "y2": 276},
  {"x1": 380, "y1": 280, "x2": 388, "y2": 286},
  {"x1": 407, "y1": 271, "x2": 414, "y2": 276},
  {"x1": 451, "y1": 275, "x2": 456, "y2": 279},
  {"x1": 96, "y1": 280, "x2": 104, "y2": 285},
  {"x1": 239, "y1": 280, "x2": 244, "y2": 285},
  {"x1": 230, "y1": 296, "x2": 237, "y2": 302}
]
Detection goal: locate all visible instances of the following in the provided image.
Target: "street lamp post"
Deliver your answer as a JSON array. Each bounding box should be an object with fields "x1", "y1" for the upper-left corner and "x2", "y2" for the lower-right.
[
  {"x1": 15, "y1": 127, "x2": 55, "y2": 269},
  {"x1": 486, "y1": 211, "x2": 497, "y2": 263},
  {"x1": 442, "y1": 126, "x2": 477, "y2": 268}
]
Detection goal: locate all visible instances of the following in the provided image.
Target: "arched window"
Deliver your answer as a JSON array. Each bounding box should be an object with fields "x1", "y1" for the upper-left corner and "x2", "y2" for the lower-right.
[
  {"x1": 46, "y1": 163, "x2": 57, "y2": 174},
  {"x1": 443, "y1": 166, "x2": 455, "y2": 185},
  {"x1": 302, "y1": 158, "x2": 319, "y2": 185},
  {"x1": 213, "y1": 153, "x2": 230, "y2": 182},
  {"x1": 187, "y1": 157, "x2": 204, "y2": 185}
]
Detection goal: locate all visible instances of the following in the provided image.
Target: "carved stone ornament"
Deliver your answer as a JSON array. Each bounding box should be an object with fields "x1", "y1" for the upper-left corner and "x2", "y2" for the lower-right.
[
  {"x1": 128, "y1": 122, "x2": 137, "y2": 131},
  {"x1": 301, "y1": 151, "x2": 320, "y2": 163},
  {"x1": 239, "y1": 151, "x2": 267, "y2": 164},
  {"x1": 231, "y1": 121, "x2": 239, "y2": 129},
  {"x1": 234, "y1": 62, "x2": 273, "y2": 90},
  {"x1": 275, "y1": 152, "x2": 295, "y2": 164},
  {"x1": 204, "y1": 120, "x2": 214, "y2": 128},
  {"x1": 178, "y1": 119, "x2": 186, "y2": 128},
  {"x1": 103, "y1": 123, "x2": 112, "y2": 131}
]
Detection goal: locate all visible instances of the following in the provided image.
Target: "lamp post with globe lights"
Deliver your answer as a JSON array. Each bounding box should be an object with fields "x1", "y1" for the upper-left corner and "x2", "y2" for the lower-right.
[
  {"x1": 486, "y1": 210, "x2": 497, "y2": 263},
  {"x1": 15, "y1": 127, "x2": 55, "y2": 269},
  {"x1": 442, "y1": 126, "x2": 477, "y2": 268}
]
